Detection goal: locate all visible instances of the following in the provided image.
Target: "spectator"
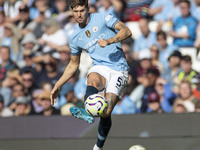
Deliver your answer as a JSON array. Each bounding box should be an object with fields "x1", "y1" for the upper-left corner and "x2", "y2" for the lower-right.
[
  {"x1": 140, "y1": 68, "x2": 160, "y2": 113},
  {"x1": 57, "y1": 45, "x2": 70, "y2": 73},
  {"x1": 0, "y1": 46, "x2": 17, "y2": 80},
  {"x1": 9, "y1": 83, "x2": 25, "y2": 111},
  {"x1": 89, "y1": 3, "x2": 98, "y2": 13},
  {"x1": 156, "y1": 31, "x2": 178, "y2": 68},
  {"x1": 14, "y1": 96, "x2": 31, "y2": 116},
  {"x1": 172, "y1": 99, "x2": 188, "y2": 113},
  {"x1": 161, "y1": 50, "x2": 182, "y2": 90},
  {"x1": 193, "y1": 77, "x2": 200, "y2": 99},
  {"x1": 61, "y1": 84, "x2": 84, "y2": 111},
  {"x1": 30, "y1": 89, "x2": 43, "y2": 114},
  {"x1": 154, "y1": 77, "x2": 177, "y2": 113},
  {"x1": 11, "y1": 83, "x2": 25, "y2": 101},
  {"x1": 41, "y1": 82, "x2": 53, "y2": 92},
  {"x1": 133, "y1": 18, "x2": 156, "y2": 60},
  {"x1": 3, "y1": 0, "x2": 22, "y2": 22},
  {"x1": 97, "y1": 0, "x2": 126, "y2": 19},
  {"x1": 15, "y1": 5, "x2": 37, "y2": 37},
  {"x1": 174, "y1": 80, "x2": 200, "y2": 112},
  {"x1": 21, "y1": 49, "x2": 35, "y2": 70},
  {"x1": 31, "y1": 9, "x2": 47, "y2": 39},
  {"x1": 149, "y1": 44, "x2": 164, "y2": 73},
  {"x1": 64, "y1": 14, "x2": 78, "y2": 40},
  {"x1": 36, "y1": 50, "x2": 62, "y2": 87},
  {"x1": 54, "y1": 0, "x2": 69, "y2": 27},
  {"x1": 0, "y1": 0, "x2": 3, "y2": 9},
  {"x1": 122, "y1": 42, "x2": 139, "y2": 92},
  {"x1": 0, "y1": 79, "x2": 12, "y2": 107},
  {"x1": 136, "y1": 49, "x2": 153, "y2": 84},
  {"x1": 0, "y1": 94, "x2": 14, "y2": 117},
  {"x1": 0, "y1": 10, "x2": 6, "y2": 38},
  {"x1": 21, "y1": 69, "x2": 37, "y2": 97},
  {"x1": 147, "y1": 91, "x2": 163, "y2": 113},
  {"x1": 38, "y1": 18, "x2": 68, "y2": 53},
  {"x1": 0, "y1": 23, "x2": 20, "y2": 61},
  {"x1": 20, "y1": 32, "x2": 38, "y2": 52},
  {"x1": 122, "y1": 0, "x2": 152, "y2": 22},
  {"x1": 112, "y1": 88, "x2": 137, "y2": 114},
  {"x1": 167, "y1": 0, "x2": 181, "y2": 21},
  {"x1": 29, "y1": 0, "x2": 52, "y2": 20},
  {"x1": 129, "y1": 50, "x2": 155, "y2": 111},
  {"x1": 38, "y1": 90, "x2": 60, "y2": 116},
  {"x1": 177, "y1": 55, "x2": 199, "y2": 89},
  {"x1": 148, "y1": 0, "x2": 167, "y2": 21},
  {"x1": 169, "y1": 0, "x2": 198, "y2": 47},
  {"x1": 122, "y1": 42, "x2": 139, "y2": 71},
  {"x1": 193, "y1": 0, "x2": 200, "y2": 48},
  {"x1": 17, "y1": 33, "x2": 38, "y2": 68},
  {"x1": 191, "y1": 0, "x2": 200, "y2": 21},
  {"x1": 2, "y1": 69, "x2": 21, "y2": 90},
  {"x1": 195, "y1": 101, "x2": 200, "y2": 112},
  {"x1": 148, "y1": 0, "x2": 180, "y2": 21}
]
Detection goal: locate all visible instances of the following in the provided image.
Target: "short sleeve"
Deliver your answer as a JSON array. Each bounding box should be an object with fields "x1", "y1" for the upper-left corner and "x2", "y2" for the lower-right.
[
  {"x1": 103, "y1": 13, "x2": 119, "y2": 29},
  {"x1": 69, "y1": 40, "x2": 82, "y2": 55}
]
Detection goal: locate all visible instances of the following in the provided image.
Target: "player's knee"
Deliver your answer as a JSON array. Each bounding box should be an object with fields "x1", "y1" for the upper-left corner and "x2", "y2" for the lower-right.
[{"x1": 88, "y1": 81, "x2": 103, "y2": 91}]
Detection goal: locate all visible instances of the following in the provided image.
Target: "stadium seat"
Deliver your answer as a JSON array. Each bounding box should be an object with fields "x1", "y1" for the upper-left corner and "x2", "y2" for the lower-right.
[{"x1": 126, "y1": 22, "x2": 141, "y2": 40}]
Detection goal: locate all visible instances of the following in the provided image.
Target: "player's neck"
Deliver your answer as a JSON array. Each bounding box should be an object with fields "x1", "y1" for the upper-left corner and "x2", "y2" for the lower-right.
[{"x1": 79, "y1": 14, "x2": 90, "y2": 28}]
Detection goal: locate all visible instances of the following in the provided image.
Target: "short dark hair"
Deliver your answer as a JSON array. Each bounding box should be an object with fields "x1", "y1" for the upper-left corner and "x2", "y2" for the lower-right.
[
  {"x1": 181, "y1": 55, "x2": 192, "y2": 62},
  {"x1": 69, "y1": 0, "x2": 88, "y2": 9},
  {"x1": 179, "y1": 0, "x2": 191, "y2": 7},
  {"x1": 157, "y1": 30, "x2": 167, "y2": 40}
]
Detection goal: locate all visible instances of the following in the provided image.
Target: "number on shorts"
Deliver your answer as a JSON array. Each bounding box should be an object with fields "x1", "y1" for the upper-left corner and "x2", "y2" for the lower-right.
[{"x1": 115, "y1": 77, "x2": 123, "y2": 89}]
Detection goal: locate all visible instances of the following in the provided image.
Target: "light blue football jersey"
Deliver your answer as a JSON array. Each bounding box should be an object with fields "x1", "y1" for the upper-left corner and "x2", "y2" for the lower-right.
[{"x1": 69, "y1": 13, "x2": 129, "y2": 71}]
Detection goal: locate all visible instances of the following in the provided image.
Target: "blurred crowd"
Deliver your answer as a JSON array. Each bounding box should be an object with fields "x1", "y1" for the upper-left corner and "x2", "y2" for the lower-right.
[{"x1": 0, "y1": 0, "x2": 200, "y2": 117}]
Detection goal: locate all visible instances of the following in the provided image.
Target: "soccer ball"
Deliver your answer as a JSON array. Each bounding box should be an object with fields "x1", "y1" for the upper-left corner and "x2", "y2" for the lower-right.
[
  {"x1": 85, "y1": 94, "x2": 108, "y2": 117},
  {"x1": 128, "y1": 145, "x2": 146, "y2": 150}
]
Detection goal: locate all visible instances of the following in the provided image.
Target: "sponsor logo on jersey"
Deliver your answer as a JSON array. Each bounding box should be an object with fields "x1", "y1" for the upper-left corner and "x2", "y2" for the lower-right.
[
  {"x1": 84, "y1": 34, "x2": 105, "y2": 53},
  {"x1": 92, "y1": 26, "x2": 98, "y2": 32},
  {"x1": 85, "y1": 30, "x2": 91, "y2": 37}
]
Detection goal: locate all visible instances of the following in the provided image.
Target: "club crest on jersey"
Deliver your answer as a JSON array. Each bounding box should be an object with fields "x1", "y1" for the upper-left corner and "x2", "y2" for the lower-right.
[
  {"x1": 92, "y1": 26, "x2": 98, "y2": 32},
  {"x1": 85, "y1": 30, "x2": 91, "y2": 37}
]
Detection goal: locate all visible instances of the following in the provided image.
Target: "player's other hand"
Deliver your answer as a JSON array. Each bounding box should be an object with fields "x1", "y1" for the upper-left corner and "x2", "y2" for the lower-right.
[
  {"x1": 98, "y1": 39, "x2": 109, "y2": 48},
  {"x1": 50, "y1": 86, "x2": 60, "y2": 105}
]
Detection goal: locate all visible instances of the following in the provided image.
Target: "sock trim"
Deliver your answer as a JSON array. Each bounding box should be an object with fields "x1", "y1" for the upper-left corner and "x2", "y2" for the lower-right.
[{"x1": 98, "y1": 133, "x2": 106, "y2": 141}]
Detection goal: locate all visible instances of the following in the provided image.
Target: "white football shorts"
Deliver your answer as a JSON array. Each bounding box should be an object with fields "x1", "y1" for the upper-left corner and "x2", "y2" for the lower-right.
[{"x1": 87, "y1": 65, "x2": 129, "y2": 97}]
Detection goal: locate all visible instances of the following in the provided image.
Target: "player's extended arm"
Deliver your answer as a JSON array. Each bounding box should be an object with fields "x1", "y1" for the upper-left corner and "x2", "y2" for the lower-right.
[
  {"x1": 98, "y1": 21, "x2": 132, "y2": 47},
  {"x1": 50, "y1": 54, "x2": 80, "y2": 105}
]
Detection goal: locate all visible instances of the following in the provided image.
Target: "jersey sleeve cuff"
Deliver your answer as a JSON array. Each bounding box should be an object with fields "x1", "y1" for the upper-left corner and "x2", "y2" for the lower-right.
[{"x1": 112, "y1": 20, "x2": 119, "y2": 29}]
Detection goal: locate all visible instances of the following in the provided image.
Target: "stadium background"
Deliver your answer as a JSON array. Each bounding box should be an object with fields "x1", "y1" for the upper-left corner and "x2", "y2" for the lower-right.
[{"x1": 0, "y1": 0, "x2": 200, "y2": 149}]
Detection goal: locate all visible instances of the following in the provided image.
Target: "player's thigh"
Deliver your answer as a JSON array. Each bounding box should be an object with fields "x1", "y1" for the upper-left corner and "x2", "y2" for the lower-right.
[
  {"x1": 87, "y1": 72, "x2": 106, "y2": 91},
  {"x1": 106, "y1": 70, "x2": 128, "y2": 97},
  {"x1": 103, "y1": 71, "x2": 128, "y2": 117}
]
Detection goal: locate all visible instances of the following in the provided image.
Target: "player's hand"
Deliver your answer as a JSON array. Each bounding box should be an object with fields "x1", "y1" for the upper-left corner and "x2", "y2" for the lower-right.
[
  {"x1": 50, "y1": 86, "x2": 60, "y2": 105},
  {"x1": 98, "y1": 39, "x2": 109, "y2": 48}
]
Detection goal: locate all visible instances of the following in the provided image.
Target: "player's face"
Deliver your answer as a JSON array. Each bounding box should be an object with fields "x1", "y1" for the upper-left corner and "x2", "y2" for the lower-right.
[{"x1": 71, "y1": 5, "x2": 89, "y2": 26}]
